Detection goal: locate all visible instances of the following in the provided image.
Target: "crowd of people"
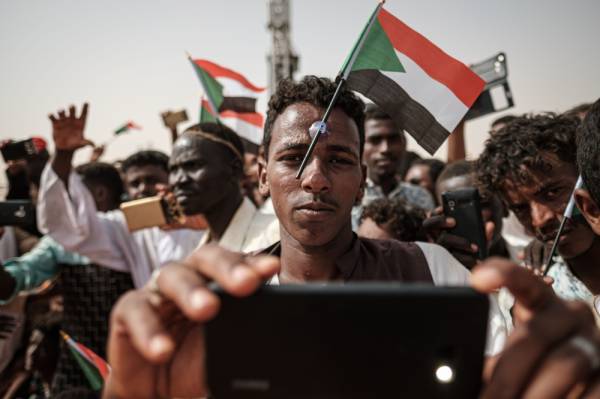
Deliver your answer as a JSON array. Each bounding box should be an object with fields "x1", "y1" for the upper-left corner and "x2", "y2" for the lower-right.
[{"x1": 0, "y1": 74, "x2": 599, "y2": 398}]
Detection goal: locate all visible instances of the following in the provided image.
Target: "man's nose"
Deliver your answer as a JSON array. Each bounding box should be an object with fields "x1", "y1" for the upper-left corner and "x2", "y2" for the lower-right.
[
  {"x1": 301, "y1": 158, "x2": 331, "y2": 194},
  {"x1": 530, "y1": 202, "x2": 556, "y2": 229},
  {"x1": 379, "y1": 138, "x2": 391, "y2": 153}
]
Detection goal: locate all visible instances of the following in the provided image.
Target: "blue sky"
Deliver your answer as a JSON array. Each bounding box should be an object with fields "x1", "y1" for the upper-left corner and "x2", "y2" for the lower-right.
[{"x1": 1, "y1": 0, "x2": 598, "y2": 192}]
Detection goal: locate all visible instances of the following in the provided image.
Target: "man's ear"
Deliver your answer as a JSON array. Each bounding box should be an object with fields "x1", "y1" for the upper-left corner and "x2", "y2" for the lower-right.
[
  {"x1": 258, "y1": 155, "x2": 270, "y2": 197},
  {"x1": 575, "y1": 188, "x2": 600, "y2": 234},
  {"x1": 355, "y1": 163, "x2": 367, "y2": 205}
]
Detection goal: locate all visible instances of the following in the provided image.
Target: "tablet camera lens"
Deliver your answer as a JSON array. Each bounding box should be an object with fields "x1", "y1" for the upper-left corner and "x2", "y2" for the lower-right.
[{"x1": 435, "y1": 364, "x2": 454, "y2": 384}]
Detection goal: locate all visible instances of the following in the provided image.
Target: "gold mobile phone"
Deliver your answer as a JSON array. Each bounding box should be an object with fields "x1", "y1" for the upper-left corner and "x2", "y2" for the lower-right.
[{"x1": 120, "y1": 195, "x2": 185, "y2": 232}]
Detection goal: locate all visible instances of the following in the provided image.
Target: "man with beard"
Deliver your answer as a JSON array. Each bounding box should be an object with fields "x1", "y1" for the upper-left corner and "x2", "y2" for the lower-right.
[
  {"x1": 37, "y1": 104, "x2": 276, "y2": 288},
  {"x1": 477, "y1": 113, "x2": 600, "y2": 302},
  {"x1": 352, "y1": 105, "x2": 434, "y2": 228}
]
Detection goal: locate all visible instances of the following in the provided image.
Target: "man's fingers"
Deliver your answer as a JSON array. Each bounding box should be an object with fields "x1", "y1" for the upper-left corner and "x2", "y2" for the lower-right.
[
  {"x1": 48, "y1": 114, "x2": 57, "y2": 122},
  {"x1": 68, "y1": 104, "x2": 76, "y2": 118},
  {"x1": 111, "y1": 291, "x2": 175, "y2": 364},
  {"x1": 471, "y1": 257, "x2": 557, "y2": 311},
  {"x1": 182, "y1": 244, "x2": 279, "y2": 296},
  {"x1": 521, "y1": 330, "x2": 600, "y2": 399},
  {"x1": 57, "y1": 109, "x2": 66, "y2": 119},
  {"x1": 79, "y1": 102, "x2": 89, "y2": 122},
  {"x1": 155, "y1": 263, "x2": 220, "y2": 321},
  {"x1": 81, "y1": 139, "x2": 95, "y2": 148},
  {"x1": 483, "y1": 300, "x2": 595, "y2": 398},
  {"x1": 244, "y1": 254, "x2": 280, "y2": 278},
  {"x1": 438, "y1": 232, "x2": 476, "y2": 253}
]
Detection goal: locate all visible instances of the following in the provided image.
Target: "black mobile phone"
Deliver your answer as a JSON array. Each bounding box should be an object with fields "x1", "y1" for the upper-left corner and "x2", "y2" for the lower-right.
[
  {"x1": 0, "y1": 200, "x2": 36, "y2": 227},
  {"x1": 442, "y1": 188, "x2": 487, "y2": 260},
  {"x1": 1, "y1": 139, "x2": 39, "y2": 162},
  {"x1": 206, "y1": 284, "x2": 489, "y2": 399}
]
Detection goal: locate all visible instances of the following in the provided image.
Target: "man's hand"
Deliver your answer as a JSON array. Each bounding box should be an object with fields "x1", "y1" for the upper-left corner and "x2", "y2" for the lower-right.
[
  {"x1": 472, "y1": 258, "x2": 600, "y2": 398},
  {"x1": 103, "y1": 245, "x2": 280, "y2": 398},
  {"x1": 423, "y1": 207, "x2": 479, "y2": 268},
  {"x1": 49, "y1": 103, "x2": 93, "y2": 151}
]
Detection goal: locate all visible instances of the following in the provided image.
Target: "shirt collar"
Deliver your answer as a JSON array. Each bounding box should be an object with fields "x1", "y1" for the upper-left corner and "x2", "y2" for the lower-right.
[
  {"x1": 198, "y1": 197, "x2": 257, "y2": 251},
  {"x1": 263, "y1": 233, "x2": 362, "y2": 283}
]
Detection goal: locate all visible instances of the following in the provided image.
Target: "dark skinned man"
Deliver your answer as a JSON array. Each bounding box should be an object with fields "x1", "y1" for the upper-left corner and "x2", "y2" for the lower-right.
[
  {"x1": 120, "y1": 150, "x2": 170, "y2": 200},
  {"x1": 478, "y1": 113, "x2": 600, "y2": 303},
  {"x1": 36, "y1": 104, "x2": 278, "y2": 288},
  {"x1": 351, "y1": 105, "x2": 434, "y2": 228},
  {"x1": 101, "y1": 77, "x2": 600, "y2": 399}
]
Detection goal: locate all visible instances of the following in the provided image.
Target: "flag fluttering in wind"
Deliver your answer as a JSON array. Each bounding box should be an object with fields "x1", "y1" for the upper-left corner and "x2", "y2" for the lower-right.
[
  {"x1": 114, "y1": 121, "x2": 142, "y2": 136},
  {"x1": 343, "y1": 6, "x2": 485, "y2": 154},
  {"x1": 60, "y1": 331, "x2": 110, "y2": 391},
  {"x1": 189, "y1": 57, "x2": 266, "y2": 145}
]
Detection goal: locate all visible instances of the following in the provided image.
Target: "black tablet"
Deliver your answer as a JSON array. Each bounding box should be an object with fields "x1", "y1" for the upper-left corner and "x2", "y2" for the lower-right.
[{"x1": 205, "y1": 283, "x2": 489, "y2": 399}]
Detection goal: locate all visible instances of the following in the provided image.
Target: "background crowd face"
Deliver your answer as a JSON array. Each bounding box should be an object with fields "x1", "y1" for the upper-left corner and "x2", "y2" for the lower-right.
[
  {"x1": 261, "y1": 102, "x2": 364, "y2": 247},
  {"x1": 405, "y1": 164, "x2": 434, "y2": 194},
  {"x1": 362, "y1": 119, "x2": 406, "y2": 182},
  {"x1": 502, "y1": 153, "x2": 595, "y2": 259},
  {"x1": 124, "y1": 164, "x2": 169, "y2": 200},
  {"x1": 169, "y1": 135, "x2": 240, "y2": 216}
]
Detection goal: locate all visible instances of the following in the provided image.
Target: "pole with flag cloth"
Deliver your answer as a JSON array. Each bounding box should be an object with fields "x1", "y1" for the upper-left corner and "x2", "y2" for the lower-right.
[
  {"x1": 60, "y1": 330, "x2": 111, "y2": 391},
  {"x1": 187, "y1": 52, "x2": 222, "y2": 124},
  {"x1": 295, "y1": 0, "x2": 386, "y2": 179},
  {"x1": 188, "y1": 56, "x2": 267, "y2": 145},
  {"x1": 543, "y1": 175, "x2": 584, "y2": 276},
  {"x1": 101, "y1": 121, "x2": 142, "y2": 148}
]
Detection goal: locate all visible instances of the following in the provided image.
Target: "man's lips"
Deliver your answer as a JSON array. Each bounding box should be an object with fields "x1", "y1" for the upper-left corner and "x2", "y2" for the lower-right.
[{"x1": 295, "y1": 202, "x2": 337, "y2": 213}]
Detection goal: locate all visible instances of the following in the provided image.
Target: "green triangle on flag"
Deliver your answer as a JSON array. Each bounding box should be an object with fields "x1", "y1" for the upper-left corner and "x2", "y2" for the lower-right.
[
  {"x1": 350, "y1": 19, "x2": 405, "y2": 73},
  {"x1": 200, "y1": 98, "x2": 219, "y2": 124},
  {"x1": 61, "y1": 331, "x2": 109, "y2": 391},
  {"x1": 189, "y1": 57, "x2": 224, "y2": 117}
]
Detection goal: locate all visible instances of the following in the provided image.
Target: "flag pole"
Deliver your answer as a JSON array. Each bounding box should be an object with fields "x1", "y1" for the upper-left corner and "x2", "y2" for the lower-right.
[
  {"x1": 542, "y1": 175, "x2": 584, "y2": 276},
  {"x1": 186, "y1": 51, "x2": 221, "y2": 123},
  {"x1": 295, "y1": 0, "x2": 385, "y2": 179}
]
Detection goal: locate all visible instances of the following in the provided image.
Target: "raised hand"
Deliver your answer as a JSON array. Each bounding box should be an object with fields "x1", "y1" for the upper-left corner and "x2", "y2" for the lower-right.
[{"x1": 49, "y1": 103, "x2": 94, "y2": 151}]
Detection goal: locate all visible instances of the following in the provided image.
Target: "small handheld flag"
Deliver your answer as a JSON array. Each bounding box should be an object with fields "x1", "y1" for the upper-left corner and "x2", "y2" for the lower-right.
[
  {"x1": 543, "y1": 175, "x2": 584, "y2": 276},
  {"x1": 295, "y1": 0, "x2": 385, "y2": 179},
  {"x1": 60, "y1": 330, "x2": 110, "y2": 391},
  {"x1": 188, "y1": 55, "x2": 266, "y2": 145},
  {"x1": 114, "y1": 121, "x2": 142, "y2": 136}
]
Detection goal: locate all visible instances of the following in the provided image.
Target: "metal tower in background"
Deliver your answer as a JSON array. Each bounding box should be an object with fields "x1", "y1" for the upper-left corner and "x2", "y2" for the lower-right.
[{"x1": 267, "y1": 0, "x2": 299, "y2": 93}]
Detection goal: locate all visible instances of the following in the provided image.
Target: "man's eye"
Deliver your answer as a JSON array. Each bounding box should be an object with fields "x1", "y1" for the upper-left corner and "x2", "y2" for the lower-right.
[
  {"x1": 330, "y1": 157, "x2": 353, "y2": 165},
  {"x1": 281, "y1": 155, "x2": 303, "y2": 162}
]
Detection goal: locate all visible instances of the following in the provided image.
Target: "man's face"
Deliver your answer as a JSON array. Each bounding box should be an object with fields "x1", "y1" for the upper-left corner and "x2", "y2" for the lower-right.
[
  {"x1": 405, "y1": 164, "x2": 433, "y2": 195},
  {"x1": 503, "y1": 153, "x2": 594, "y2": 259},
  {"x1": 260, "y1": 102, "x2": 364, "y2": 246},
  {"x1": 169, "y1": 135, "x2": 238, "y2": 215},
  {"x1": 363, "y1": 119, "x2": 406, "y2": 180},
  {"x1": 124, "y1": 165, "x2": 168, "y2": 200}
]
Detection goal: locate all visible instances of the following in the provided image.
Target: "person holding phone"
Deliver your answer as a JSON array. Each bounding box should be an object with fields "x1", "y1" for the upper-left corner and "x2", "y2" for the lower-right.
[{"x1": 423, "y1": 160, "x2": 510, "y2": 269}]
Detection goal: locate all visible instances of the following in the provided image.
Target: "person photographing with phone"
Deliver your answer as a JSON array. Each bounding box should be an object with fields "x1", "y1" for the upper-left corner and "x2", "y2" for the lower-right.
[{"x1": 37, "y1": 103, "x2": 278, "y2": 288}]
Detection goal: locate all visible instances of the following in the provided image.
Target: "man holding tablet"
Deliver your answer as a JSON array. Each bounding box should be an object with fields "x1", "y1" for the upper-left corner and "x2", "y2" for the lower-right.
[{"x1": 102, "y1": 78, "x2": 600, "y2": 398}]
